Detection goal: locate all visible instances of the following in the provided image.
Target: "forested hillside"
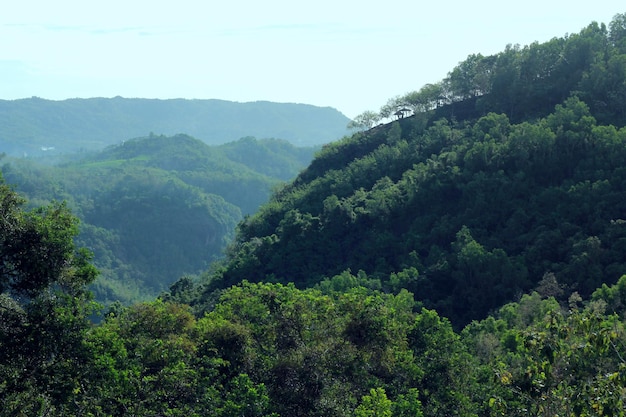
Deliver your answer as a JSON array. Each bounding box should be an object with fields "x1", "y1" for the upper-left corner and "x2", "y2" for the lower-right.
[
  {"x1": 0, "y1": 97, "x2": 349, "y2": 156},
  {"x1": 199, "y1": 96, "x2": 626, "y2": 327},
  {"x1": 2, "y1": 181, "x2": 625, "y2": 415},
  {"x1": 187, "y1": 14, "x2": 626, "y2": 327},
  {"x1": 2, "y1": 13, "x2": 626, "y2": 417},
  {"x1": 1, "y1": 134, "x2": 317, "y2": 304}
]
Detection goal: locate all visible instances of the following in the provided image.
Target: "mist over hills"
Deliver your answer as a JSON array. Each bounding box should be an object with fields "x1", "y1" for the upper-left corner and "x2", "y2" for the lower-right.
[
  {"x1": 1, "y1": 134, "x2": 318, "y2": 304},
  {"x1": 3, "y1": 13, "x2": 626, "y2": 417},
  {"x1": 0, "y1": 97, "x2": 350, "y2": 156}
]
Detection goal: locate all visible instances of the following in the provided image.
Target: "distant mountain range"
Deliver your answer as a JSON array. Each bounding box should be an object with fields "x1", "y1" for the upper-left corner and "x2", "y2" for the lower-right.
[{"x1": 0, "y1": 97, "x2": 351, "y2": 156}]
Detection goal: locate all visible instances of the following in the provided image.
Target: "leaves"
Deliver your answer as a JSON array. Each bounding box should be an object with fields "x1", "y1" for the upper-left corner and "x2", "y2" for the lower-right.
[{"x1": 0, "y1": 173, "x2": 99, "y2": 415}]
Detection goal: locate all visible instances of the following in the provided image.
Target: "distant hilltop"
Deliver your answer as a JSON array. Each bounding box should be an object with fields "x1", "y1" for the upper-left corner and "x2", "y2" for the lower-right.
[{"x1": 0, "y1": 97, "x2": 351, "y2": 156}]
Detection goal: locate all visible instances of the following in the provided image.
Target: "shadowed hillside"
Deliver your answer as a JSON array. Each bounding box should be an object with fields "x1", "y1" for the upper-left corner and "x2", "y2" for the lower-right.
[
  {"x1": 185, "y1": 14, "x2": 626, "y2": 328},
  {"x1": 3, "y1": 13, "x2": 626, "y2": 417}
]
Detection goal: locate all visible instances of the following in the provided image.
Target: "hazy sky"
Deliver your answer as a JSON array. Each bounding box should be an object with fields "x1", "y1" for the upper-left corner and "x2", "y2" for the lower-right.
[{"x1": 1, "y1": 1, "x2": 622, "y2": 118}]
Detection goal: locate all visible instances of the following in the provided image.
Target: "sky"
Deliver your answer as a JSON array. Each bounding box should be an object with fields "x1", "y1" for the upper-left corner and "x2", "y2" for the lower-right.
[{"x1": 1, "y1": 1, "x2": 622, "y2": 119}]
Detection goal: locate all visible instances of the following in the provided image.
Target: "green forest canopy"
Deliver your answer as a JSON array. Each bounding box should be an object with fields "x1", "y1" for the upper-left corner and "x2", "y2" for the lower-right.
[
  {"x1": 2, "y1": 12, "x2": 626, "y2": 417},
  {"x1": 190, "y1": 12, "x2": 626, "y2": 328},
  {"x1": 1, "y1": 135, "x2": 318, "y2": 305}
]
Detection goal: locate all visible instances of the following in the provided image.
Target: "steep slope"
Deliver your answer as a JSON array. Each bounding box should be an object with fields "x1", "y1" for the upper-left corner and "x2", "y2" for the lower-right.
[
  {"x1": 5, "y1": 15, "x2": 626, "y2": 417},
  {"x1": 0, "y1": 97, "x2": 350, "y2": 156},
  {"x1": 200, "y1": 98, "x2": 626, "y2": 327},
  {"x1": 189, "y1": 14, "x2": 626, "y2": 327}
]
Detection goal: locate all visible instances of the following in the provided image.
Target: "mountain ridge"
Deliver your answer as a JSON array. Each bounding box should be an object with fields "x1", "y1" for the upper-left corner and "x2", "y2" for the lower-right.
[
  {"x1": 0, "y1": 97, "x2": 350, "y2": 156},
  {"x1": 182, "y1": 14, "x2": 626, "y2": 327},
  {"x1": 3, "y1": 13, "x2": 626, "y2": 416}
]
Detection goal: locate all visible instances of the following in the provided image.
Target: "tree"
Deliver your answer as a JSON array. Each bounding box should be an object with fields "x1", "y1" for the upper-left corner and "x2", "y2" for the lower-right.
[
  {"x1": 348, "y1": 111, "x2": 382, "y2": 131},
  {"x1": 0, "y1": 173, "x2": 99, "y2": 415},
  {"x1": 402, "y1": 83, "x2": 447, "y2": 113},
  {"x1": 393, "y1": 388, "x2": 424, "y2": 417},
  {"x1": 355, "y1": 387, "x2": 393, "y2": 417},
  {"x1": 379, "y1": 96, "x2": 408, "y2": 119},
  {"x1": 218, "y1": 374, "x2": 277, "y2": 417},
  {"x1": 493, "y1": 306, "x2": 626, "y2": 415},
  {"x1": 488, "y1": 44, "x2": 522, "y2": 117},
  {"x1": 609, "y1": 12, "x2": 626, "y2": 53},
  {"x1": 447, "y1": 53, "x2": 494, "y2": 100},
  {"x1": 407, "y1": 308, "x2": 478, "y2": 416}
]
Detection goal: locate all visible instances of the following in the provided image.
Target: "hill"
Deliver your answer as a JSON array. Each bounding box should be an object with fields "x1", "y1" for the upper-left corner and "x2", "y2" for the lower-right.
[
  {"x1": 3, "y1": 13, "x2": 626, "y2": 417},
  {"x1": 0, "y1": 97, "x2": 350, "y2": 156},
  {"x1": 0, "y1": 134, "x2": 318, "y2": 304},
  {"x1": 184, "y1": 15, "x2": 626, "y2": 328}
]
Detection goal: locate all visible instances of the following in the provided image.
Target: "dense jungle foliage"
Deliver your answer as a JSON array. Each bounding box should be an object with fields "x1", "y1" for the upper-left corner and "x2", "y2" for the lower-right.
[
  {"x1": 201, "y1": 96, "x2": 626, "y2": 327},
  {"x1": 193, "y1": 13, "x2": 626, "y2": 328},
  {"x1": 1, "y1": 135, "x2": 317, "y2": 304},
  {"x1": 0, "y1": 97, "x2": 349, "y2": 156},
  {"x1": 2, "y1": 12, "x2": 626, "y2": 417}
]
